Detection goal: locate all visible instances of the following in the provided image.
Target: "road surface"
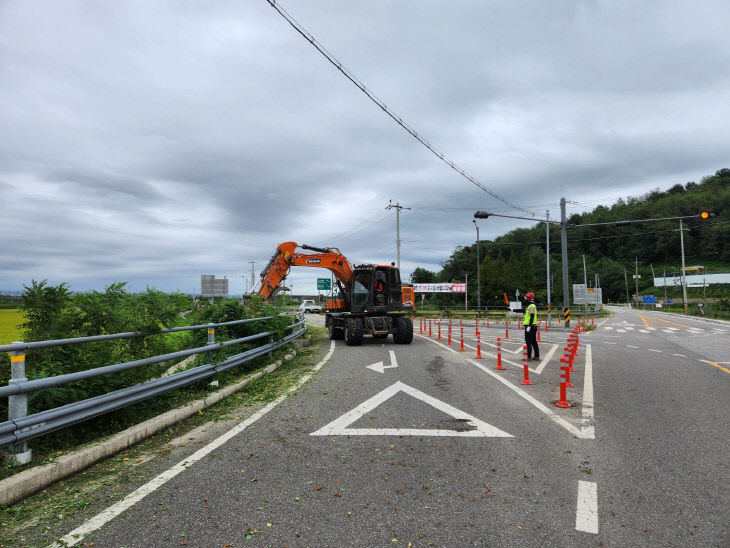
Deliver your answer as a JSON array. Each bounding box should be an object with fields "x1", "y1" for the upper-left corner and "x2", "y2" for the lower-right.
[{"x1": 44, "y1": 307, "x2": 730, "y2": 546}]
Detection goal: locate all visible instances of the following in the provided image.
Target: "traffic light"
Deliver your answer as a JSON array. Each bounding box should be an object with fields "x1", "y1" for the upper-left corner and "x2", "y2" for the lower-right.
[
  {"x1": 474, "y1": 211, "x2": 490, "y2": 219},
  {"x1": 700, "y1": 211, "x2": 716, "y2": 219}
]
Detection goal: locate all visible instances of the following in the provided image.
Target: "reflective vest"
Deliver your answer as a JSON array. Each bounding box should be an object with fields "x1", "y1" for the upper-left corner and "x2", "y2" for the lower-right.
[{"x1": 523, "y1": 303, "x2": 537, "y2": 326}]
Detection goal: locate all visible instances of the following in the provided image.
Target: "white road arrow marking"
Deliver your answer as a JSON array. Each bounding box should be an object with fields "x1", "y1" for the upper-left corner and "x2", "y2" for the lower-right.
[
  {"x1": 366, "y1": 350, "x2": 398, "y2": 374},
  {"x1": 311, "y1": 381, "x2": 512, "y2": 437}
]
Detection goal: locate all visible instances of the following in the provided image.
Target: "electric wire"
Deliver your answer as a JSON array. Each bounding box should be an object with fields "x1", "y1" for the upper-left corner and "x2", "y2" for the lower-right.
[{"x1": 265, "y1": 0, "x2": 534, "y2": 216}]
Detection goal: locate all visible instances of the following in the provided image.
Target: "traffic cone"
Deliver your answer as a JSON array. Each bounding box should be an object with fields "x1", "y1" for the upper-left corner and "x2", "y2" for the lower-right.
[
  {"x1": 521, "y1": 345, "x2": 532, "y2": 385},
  {"x1": 496, "y1": 337, "x2": 505, "y2": 370},
  {"x1": 556, "y1": 366, "x2": 571, "y2": 408}
]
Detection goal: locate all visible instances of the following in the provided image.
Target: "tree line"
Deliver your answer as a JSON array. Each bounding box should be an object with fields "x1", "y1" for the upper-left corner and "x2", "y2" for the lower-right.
[{"x1": 412, "y1": 168, "x2": 730, "y2": 307}]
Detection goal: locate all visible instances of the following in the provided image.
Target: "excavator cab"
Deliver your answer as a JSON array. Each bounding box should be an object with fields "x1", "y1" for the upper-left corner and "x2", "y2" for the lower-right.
[{"x1": 351, "y1": 265, "x2": 402, "y2": 313}]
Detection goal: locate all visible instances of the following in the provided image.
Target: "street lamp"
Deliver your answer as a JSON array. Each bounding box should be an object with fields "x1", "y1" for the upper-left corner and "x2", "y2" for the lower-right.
[{"x1": 472, "y1": 219, "x2": 480, "y2": 315}]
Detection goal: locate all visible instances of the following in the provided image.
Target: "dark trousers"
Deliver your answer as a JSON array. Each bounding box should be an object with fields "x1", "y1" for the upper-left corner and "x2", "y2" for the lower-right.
[{"x1": 525, "y1": 326, "x2": 539, "y2": 359}]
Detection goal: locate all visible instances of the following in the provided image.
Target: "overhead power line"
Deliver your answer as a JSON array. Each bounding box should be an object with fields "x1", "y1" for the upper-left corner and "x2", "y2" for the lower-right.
[{"x1": 266, "y1": 0, "x2": 533, "y2": 216}]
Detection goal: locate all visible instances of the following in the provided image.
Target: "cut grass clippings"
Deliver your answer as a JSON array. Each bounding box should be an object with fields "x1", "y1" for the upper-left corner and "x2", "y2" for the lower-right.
[{"x1": 0, "y1": 326, "x2": 328, "y2": 547}]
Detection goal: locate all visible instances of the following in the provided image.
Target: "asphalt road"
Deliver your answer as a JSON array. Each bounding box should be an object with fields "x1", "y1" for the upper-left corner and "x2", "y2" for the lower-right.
[{"x1": 52, "y1": 307, "x2": 729, "y2": 547}]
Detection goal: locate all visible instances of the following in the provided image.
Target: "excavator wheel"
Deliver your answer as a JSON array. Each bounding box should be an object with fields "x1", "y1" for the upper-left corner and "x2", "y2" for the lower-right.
[
  {"x1": 327, "y1": 318, "x2": 344, "y2": 340},
  {"x1": 392, "y1": 316, "x2": 413, "y2": 344},
  {"x1": 344, "y1": 317, "x2": 363, "y2": 346}
]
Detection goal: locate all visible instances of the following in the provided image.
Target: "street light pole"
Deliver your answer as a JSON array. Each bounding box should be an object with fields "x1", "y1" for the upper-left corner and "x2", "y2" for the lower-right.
[{"x1": 473, "y1": 219, "x2": 480, "y2": 315}]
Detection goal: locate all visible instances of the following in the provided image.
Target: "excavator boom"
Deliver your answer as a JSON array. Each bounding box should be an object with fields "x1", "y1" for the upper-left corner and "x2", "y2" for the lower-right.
[{"x1": 257, "y1": 241, "x2": 353, "y2": 301}]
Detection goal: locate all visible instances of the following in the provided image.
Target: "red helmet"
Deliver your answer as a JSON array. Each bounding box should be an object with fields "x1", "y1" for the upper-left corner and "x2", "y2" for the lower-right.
[{"x1": 525, "y1": 292, "x2": 535, "y2": 300}]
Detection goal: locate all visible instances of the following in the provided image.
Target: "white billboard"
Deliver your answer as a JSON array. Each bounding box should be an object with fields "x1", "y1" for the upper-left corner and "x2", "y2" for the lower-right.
[{"x1": 413, "y1": 283, "x2": 466, "y2": 293}]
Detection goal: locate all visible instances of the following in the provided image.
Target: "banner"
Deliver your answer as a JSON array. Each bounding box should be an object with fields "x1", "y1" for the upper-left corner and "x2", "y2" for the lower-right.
[{"x1": 413, "y1": 283, "x2": 466, "y2": 293}]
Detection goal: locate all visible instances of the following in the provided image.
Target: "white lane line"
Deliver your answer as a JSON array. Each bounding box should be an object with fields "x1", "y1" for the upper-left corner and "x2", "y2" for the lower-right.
[
  {"x1": 626, "y1": 345, "x2": 639, "y2": 349},
  {"x1": 52, "y1": 341, "x2": 337, "y2": 548},
  {"x1": 576, "y1": 480, "x2": 599, "y2": 534},
  {"x1": 624, "y1": 326, "x2": 635, "y2": 331},
  {"x1": 535, "y1": 343, "x2": 559, "y2": 374},
  {"x1": 596, "y1": 317, "x2": 612, "y2": 328},
  {"x1": 673, "y1": 353, "x2": 686, "y2": 358},
  {"x1": 419, "y1": 335, "x2": 587, "y2": 438},
  {"x1": 639, "y1": 329, "x2": 649, "y2": 333},
  {"x1": 604, "y1": 342, "x2": 617, "y2": 345},
  {"x1": 648, "y1": 349, "x2": 662, "y2": 353},
  {"x1": 581, "y1": 345, "x2": 595, "y2": 439},
  {"x1": 616, "y1": 329, "x2": 626, "y2": 333}
]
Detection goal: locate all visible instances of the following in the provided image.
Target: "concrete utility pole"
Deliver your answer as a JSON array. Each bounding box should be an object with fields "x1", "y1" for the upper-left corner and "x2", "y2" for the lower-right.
[
  {"x1": 386, "y1": 200, "x2": 411, "y2": 271},
  {"x1": 546, "y1": 210, "x2": 552, "y2": 323},
  {"x1": 634, "y1": 257, "x2": 640, "y2": 308},
  {"x1": 679, "y1": 219, "x2": 688, "y2": 313},
  {"x1": 560, "y1": 197, "x2": 570, "y2": 327},
  {"x1": 249, "y1": 261, "x2": 255, "y2": 293}
]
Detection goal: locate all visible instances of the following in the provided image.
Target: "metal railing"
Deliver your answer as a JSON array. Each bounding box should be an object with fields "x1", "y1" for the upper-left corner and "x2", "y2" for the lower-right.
[{"x1": 0, "y1": 314, "x2": 305, "y2": 464}]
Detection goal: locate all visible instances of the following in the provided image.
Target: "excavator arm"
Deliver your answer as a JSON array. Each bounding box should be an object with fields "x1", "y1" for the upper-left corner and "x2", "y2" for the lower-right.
[{"x1": 257, "y1": 242, "x2": 354, "y2": 303}]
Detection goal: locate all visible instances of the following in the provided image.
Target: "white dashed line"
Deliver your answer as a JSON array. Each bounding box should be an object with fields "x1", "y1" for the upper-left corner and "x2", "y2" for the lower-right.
[
  {"x1": 648, "y1": 349, "x2": 662, "y2": 353},
  {"x1": 626, "y1": 345, "x2": 639, "y2": 349},
  {"x1": 576, "y1": 480, "x2": 599, "y2": 534},
  {"x1": 673, "y1": 354, "x2": 686, "y2": 358}
]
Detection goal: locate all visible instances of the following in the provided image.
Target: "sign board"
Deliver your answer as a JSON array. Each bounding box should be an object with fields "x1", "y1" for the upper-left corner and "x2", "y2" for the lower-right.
[
  {"x1": 573, "y1": 284, "x2": 602, "y2": 305},
  {"x1": 414, "y1": 283, "x2": 465, "y2": 293},
  {"x1": 317, "y1": 278, "x2": 331, "y2": 291},
  {"x1": 642, "y1": 295, "x2": 656, "y2": 304},
  {"x1": 201, "y1": 274, "x2": 228, "y2": 297}
]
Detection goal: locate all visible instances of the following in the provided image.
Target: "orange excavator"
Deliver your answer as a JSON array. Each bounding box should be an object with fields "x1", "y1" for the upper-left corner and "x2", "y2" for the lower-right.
[{"x1": 257, "y1": 242, "x2": 414, "y2": 345}]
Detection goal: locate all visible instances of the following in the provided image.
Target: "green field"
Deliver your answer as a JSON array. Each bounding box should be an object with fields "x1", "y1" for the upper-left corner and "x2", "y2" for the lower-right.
[{"x1": 0, "y1": 309, "x2": 24, "y2": 345}]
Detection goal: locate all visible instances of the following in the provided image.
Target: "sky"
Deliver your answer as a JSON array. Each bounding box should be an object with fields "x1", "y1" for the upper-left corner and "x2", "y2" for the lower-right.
[{"x1": 1, "y1": 0, "x2": 729, "y2": 297}]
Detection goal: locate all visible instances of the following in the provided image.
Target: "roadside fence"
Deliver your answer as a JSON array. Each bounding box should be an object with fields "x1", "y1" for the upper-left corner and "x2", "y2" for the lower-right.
[{"x1": 0, "y1": 313, "x2": 305, "y2": 464}]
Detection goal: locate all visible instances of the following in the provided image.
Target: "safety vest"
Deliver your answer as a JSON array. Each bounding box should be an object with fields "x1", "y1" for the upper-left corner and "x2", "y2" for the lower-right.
[{"x1": 523, "y1": 303, "x2": 537, "y2": 326}]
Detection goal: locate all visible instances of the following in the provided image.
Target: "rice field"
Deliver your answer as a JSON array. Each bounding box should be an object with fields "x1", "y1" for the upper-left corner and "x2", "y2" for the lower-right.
[{"x1": 0, "y1": 309, "x2": 24, "y2": 345}]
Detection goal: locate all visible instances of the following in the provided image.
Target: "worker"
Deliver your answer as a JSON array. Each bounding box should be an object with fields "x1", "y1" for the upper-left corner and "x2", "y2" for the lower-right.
[
  {"x1": 374, "y1": 271, "x2": 386, "y2": 305},
  {"x1": 523, "y1": 292, "x2": 539, "y2": 361}
]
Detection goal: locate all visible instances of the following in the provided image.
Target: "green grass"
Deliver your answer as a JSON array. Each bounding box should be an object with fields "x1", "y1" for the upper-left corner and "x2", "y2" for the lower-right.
[{"x1": 0, "y1": 309, "x2": 24, "y2": 345}]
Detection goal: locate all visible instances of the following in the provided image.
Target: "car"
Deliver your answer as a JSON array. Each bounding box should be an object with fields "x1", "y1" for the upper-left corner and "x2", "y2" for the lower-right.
[{"x1": 299, "y1": 300, "x2": 322, "y2": 313}]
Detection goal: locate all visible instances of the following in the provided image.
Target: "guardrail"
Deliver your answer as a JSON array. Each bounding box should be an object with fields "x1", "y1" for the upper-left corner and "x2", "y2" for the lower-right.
[{"x1": 0, "y1": 314, "x2": 305, "y2": 464}]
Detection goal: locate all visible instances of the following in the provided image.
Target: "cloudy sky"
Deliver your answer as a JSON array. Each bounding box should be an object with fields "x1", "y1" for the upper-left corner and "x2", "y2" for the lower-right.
[{"x1": 2, "y1": 0, "x2": 728, "y2": 296}]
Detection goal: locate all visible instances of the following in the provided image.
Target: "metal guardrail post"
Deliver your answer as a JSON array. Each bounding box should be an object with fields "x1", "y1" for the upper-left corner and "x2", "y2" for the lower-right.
[
  {"x1": 207, "y1": 323, "x2": 215, "y2": 362},
  {"x1": 9, "y1": 342, "x2": 32, "y2": 465}
]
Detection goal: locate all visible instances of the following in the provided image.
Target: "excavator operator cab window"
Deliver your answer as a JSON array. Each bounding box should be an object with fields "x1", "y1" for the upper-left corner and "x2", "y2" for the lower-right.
[
  {"x1": 387, "y1": 268, "x2": 402, "y2": 305},
  {"x1": 352, "y1": 271, "x2": 372, "y2": 312}
]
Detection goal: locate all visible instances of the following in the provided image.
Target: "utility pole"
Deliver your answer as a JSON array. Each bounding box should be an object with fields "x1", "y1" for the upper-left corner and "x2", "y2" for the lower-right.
[
  {"x1": 560, "y1": 197, "x2": 570, "y2": 327},
  {"x1": 582, "y1": 254, "x2": 588, "y2": 314},
  {"x1": 386, "y1": 200, "x2": 411, "y2": 271},
  {"x1": 624, "y1": 268, "x2": 630, "y2": 305},
  {"x1": 679, "y1": 219, "x2": 688, "y2": 313},
  {"x1": 634, "y1": 257, "x2": 640, "y2": 308},
  {"x1": 546, "y1": 210, "x2": 551, "y2": 323}
]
